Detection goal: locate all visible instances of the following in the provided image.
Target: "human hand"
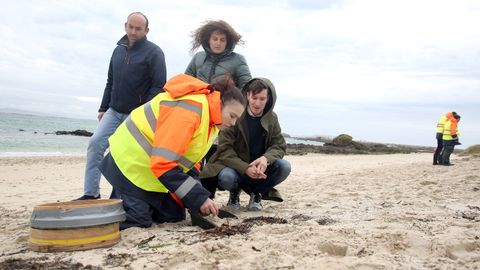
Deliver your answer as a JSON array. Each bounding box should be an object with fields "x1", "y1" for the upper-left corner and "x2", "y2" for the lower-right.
[
  {"x1": 245, "y1": 164, "x2": 267, "y2": 179},
  {"x1": 199, "y1": 198, "x2": 219, "y2": 216},
  {"x1": 249, "y1": 156, "x2": 268, "y2": 175},
  {"x1": 245, "y1": 165, "x2": 258, "y2": 179}
]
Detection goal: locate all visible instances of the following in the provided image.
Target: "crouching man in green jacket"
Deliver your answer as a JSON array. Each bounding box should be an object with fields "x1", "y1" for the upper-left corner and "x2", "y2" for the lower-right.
[{"x1": 200, "y1": 78, "x2": 291, "y2": 211}]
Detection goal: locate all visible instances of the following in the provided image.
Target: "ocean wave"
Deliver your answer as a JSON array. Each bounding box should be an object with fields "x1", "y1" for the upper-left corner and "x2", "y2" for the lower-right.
[{"x1": 0, "y1": 151, "x2": 85, "y2": 157}]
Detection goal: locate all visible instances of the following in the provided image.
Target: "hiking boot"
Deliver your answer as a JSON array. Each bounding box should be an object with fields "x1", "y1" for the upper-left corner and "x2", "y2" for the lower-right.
[
  {"x1": 248, "y1": 193, "x2": 263, "y2": 211},
  {"x1": 74, "y1": 194, "x2": 100, "y2": 201},
  {"x1": 227, "y1": 190, "x2": 241, "y2": 211}
]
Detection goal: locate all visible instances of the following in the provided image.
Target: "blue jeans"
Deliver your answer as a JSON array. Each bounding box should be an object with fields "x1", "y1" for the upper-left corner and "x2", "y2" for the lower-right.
[
  {"x1": 83, "y1": 108, "x2": 128, "y2": 196},
  {"x1": 218, "y1": 159, "x2": 291, "y2": 194}
]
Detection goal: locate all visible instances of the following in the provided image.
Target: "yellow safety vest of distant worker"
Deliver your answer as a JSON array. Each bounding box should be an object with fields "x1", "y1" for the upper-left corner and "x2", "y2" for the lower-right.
[
  {"x1": 436, "y1": 115, "x2": 447, "y2": 133},
  {"x1": 442, "y1": 117, "x2": 460, "y2": 141}
]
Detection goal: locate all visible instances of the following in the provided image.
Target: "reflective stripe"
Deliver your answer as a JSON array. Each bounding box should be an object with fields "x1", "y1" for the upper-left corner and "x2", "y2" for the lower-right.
[
  {"x1": 179, "y1": 156, "x2": 195, "y2": 169},
  {"x1": 152, "y1": 147, "x2": 180, "y2": 160},
  {"x1": 30, "y1": 231, "x2": 120, "y2": 246},
  {"x1": 144, "y1": 102, "x2": 157, "y2": 133},
  {"x1": 125, "y1": 116, "x2": 152, "y2": 155},
  {"x1": 161, "y1": 100, "x2": 202, "y2": 117},
  {"x1": 174, "y1": 176, "x2": 199, "y2": 199},
  {"x1": 151, "y1": 147, "x2": 195, "y2": 168}
]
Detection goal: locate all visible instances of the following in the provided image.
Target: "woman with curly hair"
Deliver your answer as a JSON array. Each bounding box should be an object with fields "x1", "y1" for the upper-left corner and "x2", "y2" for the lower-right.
[{"x1": 185, "y1": 20, "x2": 252, "y2": 89}]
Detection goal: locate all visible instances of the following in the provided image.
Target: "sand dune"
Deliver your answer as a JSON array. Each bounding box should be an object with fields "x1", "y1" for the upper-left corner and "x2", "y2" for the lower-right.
[{"x1": 0, "y1": 153, "x2": 479, "y2": 269}]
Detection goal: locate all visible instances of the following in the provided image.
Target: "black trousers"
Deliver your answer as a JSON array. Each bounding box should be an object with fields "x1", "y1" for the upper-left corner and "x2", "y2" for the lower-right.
[
  {"x1": 100, "y1": 153, "x2": 185, "y2": 230},
  {"x1": 200, "y1": 144, "x2": 218, "y2": 199},
  {"x1": 433, "y1": 133, "x2": 444, "y2": 164},
  {"x1": 440, "y1": 140, "x2": 455, "y2": 165}
]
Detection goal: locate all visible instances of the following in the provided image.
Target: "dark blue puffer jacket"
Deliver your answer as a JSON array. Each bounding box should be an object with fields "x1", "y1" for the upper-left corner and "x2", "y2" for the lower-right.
[{"x1": 99, "y1": 35, "x2": 167, "y2": 114}]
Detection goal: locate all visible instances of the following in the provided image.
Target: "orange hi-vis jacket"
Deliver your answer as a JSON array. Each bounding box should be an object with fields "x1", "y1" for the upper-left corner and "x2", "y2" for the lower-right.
[
  {"x1": 108, "y1": 74, "x2": 221, "y2": 210},
  {"x1": 442, "y1": 113, "x2": 459, "y2": 141}
]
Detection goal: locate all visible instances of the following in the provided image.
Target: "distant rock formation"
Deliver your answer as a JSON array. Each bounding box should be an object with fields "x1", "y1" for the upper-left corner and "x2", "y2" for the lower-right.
[
  {"x1": 329, "y1": 134, "x2": 353, "y2": 146},
  {"x1": 325, "y1": 134, "x2": 368, "y2": 150},
  {"x1": 286, "y1": 133, "x2": 433, "y2": 155},
  {"x1": 55, "y1": 129, "x2": 93, "y2": 137}
]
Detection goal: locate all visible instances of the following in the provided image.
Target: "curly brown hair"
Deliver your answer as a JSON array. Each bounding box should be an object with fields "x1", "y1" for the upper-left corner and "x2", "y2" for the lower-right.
[{"x1": 190, "y1": 20, "x2": 244, "y2": 54}]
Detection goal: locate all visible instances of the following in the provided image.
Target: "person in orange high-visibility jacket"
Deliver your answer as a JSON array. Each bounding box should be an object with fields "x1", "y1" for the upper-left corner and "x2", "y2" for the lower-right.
[
  {"x1": 433, "y1": 112, "x2": 451, "y2": 165},
  {"x1": 439, "y1": 112, "x2": 461, "y2": 166},
  {"x1": 100, "y1": 74, "x2": 246, "y2": 229}
]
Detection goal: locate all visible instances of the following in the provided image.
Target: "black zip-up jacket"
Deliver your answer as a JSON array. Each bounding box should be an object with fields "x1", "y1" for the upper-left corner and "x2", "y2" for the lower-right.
[{"x1": 99, "y1": 35, "x2": 167, "y2": 114}]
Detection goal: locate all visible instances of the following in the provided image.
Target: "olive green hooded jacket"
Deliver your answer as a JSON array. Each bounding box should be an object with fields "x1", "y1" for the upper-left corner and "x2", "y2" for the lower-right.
[
  {"x1": 185, "y1": 42, "x2": 251, "y2": 89},
  {"x1": 200, "y1": 78, "x2": 287, "y2": 178}
]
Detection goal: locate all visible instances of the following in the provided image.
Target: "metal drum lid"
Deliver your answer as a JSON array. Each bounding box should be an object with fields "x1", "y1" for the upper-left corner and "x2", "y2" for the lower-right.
[{"x1": 30, "y1": 199, "x2": 126, "y2": 229}]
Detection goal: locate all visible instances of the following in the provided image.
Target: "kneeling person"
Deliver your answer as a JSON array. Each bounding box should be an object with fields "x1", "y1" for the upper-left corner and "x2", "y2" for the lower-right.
[
  {"x1": 200, "y1": 78, "x2": 291, "y2": 211},
  {"x1": 100, "y1": 74, "x2": 245, "y2": 229}
]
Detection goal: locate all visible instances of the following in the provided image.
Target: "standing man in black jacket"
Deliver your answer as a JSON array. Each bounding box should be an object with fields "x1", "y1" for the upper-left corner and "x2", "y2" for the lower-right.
[{"x1": 76, "y1": 12, "x2": 167, "y2": 200}]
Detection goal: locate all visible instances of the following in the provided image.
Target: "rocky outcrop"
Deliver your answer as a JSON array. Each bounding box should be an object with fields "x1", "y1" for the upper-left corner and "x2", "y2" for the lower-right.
[
  {"x1": 54, "y1": 130, "x2": 93, "y2": 137},
  {"x1": 287, "y1": 133, "x2": 433, "y2": 155},
  {"x1": 329, "y1": 134, "x2": 353, "y2": 146},
  {"x1": 324, "y1": 134, "x2": 369, "y2": 151}
]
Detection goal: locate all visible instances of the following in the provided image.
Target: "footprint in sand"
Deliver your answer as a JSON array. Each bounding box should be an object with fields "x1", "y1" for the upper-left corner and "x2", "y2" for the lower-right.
[
  {"x1": 316, "y1": 241, "x2": 348, "y2": 256},
  {"x1": 445, "y1": 241, "x2": 480, "y2": 262}
]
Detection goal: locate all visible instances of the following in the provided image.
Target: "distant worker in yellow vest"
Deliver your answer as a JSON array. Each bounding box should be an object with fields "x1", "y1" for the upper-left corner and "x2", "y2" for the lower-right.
[
  {"x1": 99, "y1": 74, "x2": 246, "y2": 229},
  {"x1": 433, "y1": 112, "x2": 450, "y2": 165},
  {"x1": 439, "y1": 112, "x2": 461, "y2": 166}
]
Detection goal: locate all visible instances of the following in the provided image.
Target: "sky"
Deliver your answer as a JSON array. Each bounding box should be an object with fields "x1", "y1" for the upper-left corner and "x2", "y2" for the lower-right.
[{"x1": 1, "y1": 0, "x2": 479, "y2": 148}]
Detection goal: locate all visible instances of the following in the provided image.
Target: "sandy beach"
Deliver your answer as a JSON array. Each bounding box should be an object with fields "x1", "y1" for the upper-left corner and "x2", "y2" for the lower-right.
[{"x1": 0, "y1": 153, "x2": 479, "y2": 269}]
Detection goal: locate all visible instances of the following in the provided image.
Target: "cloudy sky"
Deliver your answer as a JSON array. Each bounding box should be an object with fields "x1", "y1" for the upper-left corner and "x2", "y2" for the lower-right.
[{"x1": 1, "y1": 0, "x2": 479, "y2": 147}]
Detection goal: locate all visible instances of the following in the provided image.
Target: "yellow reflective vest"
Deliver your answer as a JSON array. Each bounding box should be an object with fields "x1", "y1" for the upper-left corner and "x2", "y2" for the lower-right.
[
  {"x1": 108, "y1": 92, "x2": 219, "y2": 193},
  {"x1": 442, "y1": 119, "x2": 459, "y2": 141},
  {"x1": 436, "y1": 115, "x2": 447, "y2": 133}
]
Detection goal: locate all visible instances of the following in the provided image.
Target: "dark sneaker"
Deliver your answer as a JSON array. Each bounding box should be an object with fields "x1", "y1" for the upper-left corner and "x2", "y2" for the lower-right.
[
  {"x1": 74, "y1": 194, "x2": 100, "y2": 201},
  {"x1": 262, "y1": 188, "x2": 284, "y2": 202},
  {"x1": 442, "y1": 163, "x2": 454, "y2": 166},
  {"x1": 227, "y1": 190, "x2": 241, "y2": 211},
  {"x1": 248, "y1": 193, "x2": 262, "y2": 211}
]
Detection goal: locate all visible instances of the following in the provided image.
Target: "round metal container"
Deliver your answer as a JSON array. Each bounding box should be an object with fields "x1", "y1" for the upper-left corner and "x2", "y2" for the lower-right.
[{"x1": 29, "y1": 199, "x2": 126, "y2": 252}]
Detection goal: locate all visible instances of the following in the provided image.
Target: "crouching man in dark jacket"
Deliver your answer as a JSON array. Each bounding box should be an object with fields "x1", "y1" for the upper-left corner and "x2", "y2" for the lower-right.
[{"x1": 200, "y1": 78, "x2": 291, "y2": 211}]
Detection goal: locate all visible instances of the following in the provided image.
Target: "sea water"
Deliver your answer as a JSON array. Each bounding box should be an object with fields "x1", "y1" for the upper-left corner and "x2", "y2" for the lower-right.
[
  {"x1": 0, "y1": 112, "x2": 322, "y2": 157},
  {"x1": 0, "y1": 112, "x2": 97, "y2": 157}
]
